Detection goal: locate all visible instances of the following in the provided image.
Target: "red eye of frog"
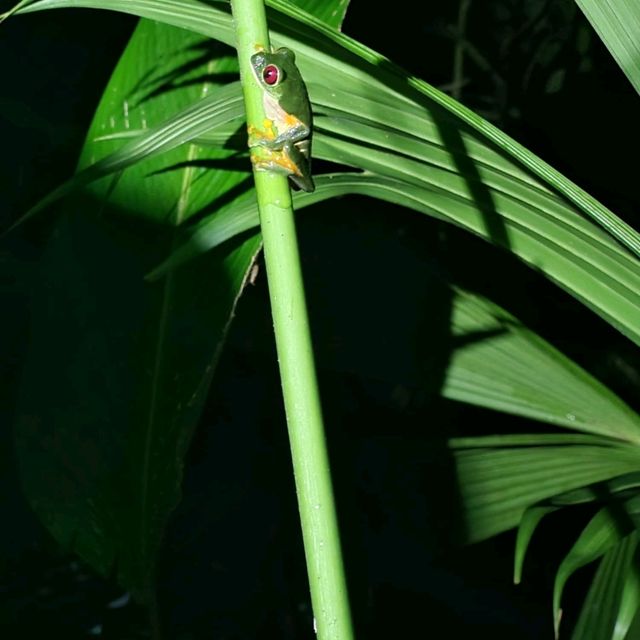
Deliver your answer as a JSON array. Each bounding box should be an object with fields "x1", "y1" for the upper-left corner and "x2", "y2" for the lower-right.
[{"x1": 263, "y1": 64, "x2": 280, "y2": 85}]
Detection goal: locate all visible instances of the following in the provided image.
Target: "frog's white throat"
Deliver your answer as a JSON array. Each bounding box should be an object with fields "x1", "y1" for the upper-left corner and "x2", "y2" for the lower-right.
[{"x1": 262, "y1": 91, "x2": 288, "y2": 129}]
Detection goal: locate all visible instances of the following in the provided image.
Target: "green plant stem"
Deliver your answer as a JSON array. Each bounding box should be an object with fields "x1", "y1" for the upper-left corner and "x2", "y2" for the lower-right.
[
  {"x1": 452, "y1": 0, "x2": 471, "y2": 101},
  {"x1": 229, "y1": 1, "x2": 354, "y2": 639}
]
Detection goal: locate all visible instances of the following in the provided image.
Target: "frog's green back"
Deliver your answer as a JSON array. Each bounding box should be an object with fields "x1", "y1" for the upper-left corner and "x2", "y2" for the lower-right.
[{"x1": 271, "y1": 48, "x2": 312, "y2": 129}]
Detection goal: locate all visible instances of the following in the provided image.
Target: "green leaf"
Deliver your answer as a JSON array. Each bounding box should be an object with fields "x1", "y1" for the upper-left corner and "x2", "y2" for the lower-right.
[
  {"x1": 569, "y1": 533, "x2": 639, "y2": 640},
  {"x1": 286, "y1": 0, "x2": 350, "y2": 29},
  {"x1": 575, "y1": 0, "x2": 640, "y2": 95},
  {"x1": 514, "y1": 505, "x2": 559, "y2": 585},
  {"x1": 10, "y1": 0, "x2": 640, "y2": 348},
  {"x1": 146, "y1": 175, "x2": 640, "y2": 436},
  {"x1": 17, "y1": 0, "x2": 640, "y2": 258},
  {"x1": 550, "y1": 473, "x2": 640, "y2": 507},
  {"x1": 624, "y1": 605, "x2": 640, "y2": 639},
  {"x1": 0, "y1": 0, "x2": 32, "y2": 22},
  {"x1": 444, "y1": 290, "x2": 640, "y2": 441},
  {"x1": 14, "y1": 19, "x2": 259, "y2": 600},
  {"x1": 5, "y1": 80, "x2": 245, "y2": 231},
  {"x1": 554, "y1": 503, "x2": 640, "y2": 636},
  {"x1": 612, "y1": 560, "x2": 640, "y2": 640},
  {"x1": 150, "y1": 160, "x2": 640, "y2": 349},
  {"x1": 452, "y1": 440, "x2": 640, "y2": 543},
  {"x1": 154, "y1": 205, "x2": 637, "y2": 437}
]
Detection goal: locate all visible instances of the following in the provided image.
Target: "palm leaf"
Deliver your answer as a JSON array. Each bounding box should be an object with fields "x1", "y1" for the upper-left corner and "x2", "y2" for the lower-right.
[
  {"x1": 10, "y1": 0, "x2": 640, "y2": 349},
  {"x1": 451, "y1": 439, "x2": 640, "y2": 543},
  {"x1": 569, "y1": 532, "x2": 639, "y2": 640},
  {"x1": 575, "y1": 0, "x2": 640, "y2": 96},
  {"x1": 16, "y1": 0, "x2": 640, "y2": 258},
  {"x1": 553, "y1": 504, "x2": 639, "y2": 635}
]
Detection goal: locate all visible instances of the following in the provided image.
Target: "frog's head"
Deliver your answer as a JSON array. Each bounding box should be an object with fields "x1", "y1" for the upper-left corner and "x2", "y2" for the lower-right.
[{"x1": 250, "y1": 47, "x2": 306, "y2": 107}]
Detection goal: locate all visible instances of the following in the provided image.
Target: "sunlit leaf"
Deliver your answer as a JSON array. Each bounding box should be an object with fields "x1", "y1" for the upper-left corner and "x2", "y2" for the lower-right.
[
  {"x1": 451, "y1": 440, "x2": 640, "y2": 543},
  {"x1": 575, "y1": 0, "x2": 640, "y2": 95},
  {"x1": 554, "y1": 502, "x2": 640, "y2": 636},
  {"x1": 17, "y1": 0, "x2": 640, "y2": 260},
  {"x1": 550, "y1": 473, "x2": 640, "y2": 507},
  {"x1": 514, "y1": 505, "x2": 559, "y2": 585},
  {"x1": 286, "y1": 0, "x2": 349, "y2": 29},
  {"x1": 612, "y1": 560, "x2": 640, "y2": 640},
  {"x1": 8, "y1": 0, "x2": 640, "y2": 349},
  {"x1": 569, "y1": 532, "x2": 639, "y2": 640},
  {"x1": 444, "y1": 291, "x2": 640, "y2": 441}
]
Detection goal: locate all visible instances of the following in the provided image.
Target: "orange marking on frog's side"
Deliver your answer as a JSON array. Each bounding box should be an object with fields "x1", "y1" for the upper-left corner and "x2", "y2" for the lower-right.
[{"x1": 284, "y1": 113, "x2": 301, "y2": 127}]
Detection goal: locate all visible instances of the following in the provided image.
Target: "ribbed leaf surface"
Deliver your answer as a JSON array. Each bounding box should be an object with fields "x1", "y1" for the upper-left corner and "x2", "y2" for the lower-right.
[
  {"x1": 445, "y1": 291, "x2": 640, "y2": 440},
  {"x1": 452, "y1": 441, "x2": 640, "y2": 543},
  {"x1": 575, "y1": 0, "x2": 640, "y2": 95},
  {"x1": 554, "y1": 505, "x2": 638, "y2": 635},
  {"x1": 570, "y1": 533, "x2": 639, "y2": 640},
  {"x1": 12, "y1": 0, "x2": 640, "y2": 348}
]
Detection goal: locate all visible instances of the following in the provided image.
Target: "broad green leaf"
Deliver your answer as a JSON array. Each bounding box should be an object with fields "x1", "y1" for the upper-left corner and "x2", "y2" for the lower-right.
[
  {"x1": 444, "y1": 291, "x2": 640, "y2": 441},
  {"x1": 575, "y1": 0, "x2": 640, "y2": 96},
  {"x1": 570, "y1": 533, "x2": 639, "y2": 640},
  {"x1": 554, "y1": 505, "x2": 639, "y2": 636},
  {"x1": 451, "y1": 440, "x2": 640, "y2": 542},
  {"x1": 514, "y1": 505, "x2": 559, "y2": 585},
  {"x1": 14, "y1": 19, "x2": 259, "y2": 600},
  {"x1": 17, "y1": 0, "x2": 640, "y2": 259},
  {"x1": 11, "y1": 0, "x2": 640, "y2": 348}
]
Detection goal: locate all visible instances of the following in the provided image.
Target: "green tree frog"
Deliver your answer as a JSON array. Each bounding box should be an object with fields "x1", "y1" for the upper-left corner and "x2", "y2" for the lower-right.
[{"x1": 248, "y1": 47, "x2": 314, "y2": 192}]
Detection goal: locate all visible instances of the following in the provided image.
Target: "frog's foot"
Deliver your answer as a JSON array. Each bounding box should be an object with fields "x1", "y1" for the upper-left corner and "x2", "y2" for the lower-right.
[{"x1": 251, "y1": 147, "x2": 300, "y2": 177}]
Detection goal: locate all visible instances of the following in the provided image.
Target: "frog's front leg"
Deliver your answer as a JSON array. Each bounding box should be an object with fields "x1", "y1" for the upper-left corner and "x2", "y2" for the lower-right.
[
  {"x1": 248, "y1": 117, "x2": 310, "y2": 151},
  {"x1": 247, "y1": 120, "x2": 279, "y2": 151}
]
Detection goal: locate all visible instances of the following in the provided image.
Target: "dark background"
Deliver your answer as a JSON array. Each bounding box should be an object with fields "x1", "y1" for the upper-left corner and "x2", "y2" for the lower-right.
[{"x1": 1, "y1": 1, "x2": 638, "y2": 638}]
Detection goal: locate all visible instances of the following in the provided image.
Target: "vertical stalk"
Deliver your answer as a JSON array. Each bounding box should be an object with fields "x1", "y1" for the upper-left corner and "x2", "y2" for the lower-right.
[
  {"x1": 229, "y1": 1, "x2": 355, "y2": 639},
  {"x1": 452, "y1": 0, "x2": 472, "y2": 101}
]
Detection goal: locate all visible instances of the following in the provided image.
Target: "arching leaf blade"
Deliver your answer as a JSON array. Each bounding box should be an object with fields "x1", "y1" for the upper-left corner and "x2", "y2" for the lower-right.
[
  {"x1": 451, "y1": 442, "x2": 640, "y2": 543},
  {"x1": 569, "y1": 533, "x2": 640, "y2": 640},
  {"x1": 575, "y1": 0, "x2": 640, "y2": 96}
]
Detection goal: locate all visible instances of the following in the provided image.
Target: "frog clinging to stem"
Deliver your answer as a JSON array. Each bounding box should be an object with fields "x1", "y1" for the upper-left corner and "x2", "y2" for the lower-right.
[{"x1": 248, "y1": 47, "x2": 315, "y2": 193}]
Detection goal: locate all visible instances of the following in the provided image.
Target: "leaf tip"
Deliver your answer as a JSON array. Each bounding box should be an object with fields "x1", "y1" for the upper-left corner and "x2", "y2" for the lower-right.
[{"x1": 554, "y1": 607, "x2": 562, "y2": 639}]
